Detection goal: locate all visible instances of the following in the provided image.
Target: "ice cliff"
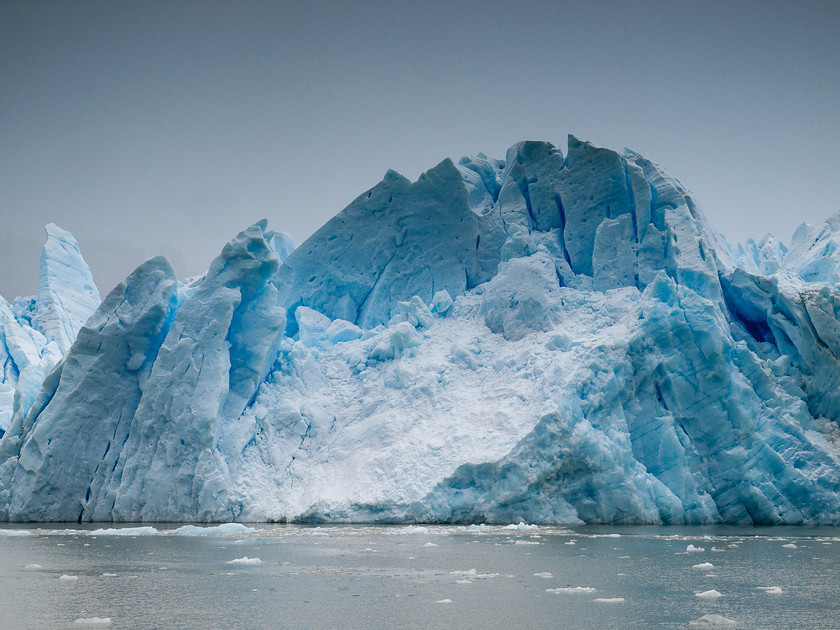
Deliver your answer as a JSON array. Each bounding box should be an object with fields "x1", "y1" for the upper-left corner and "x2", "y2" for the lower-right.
[
  {"x1": 2, "y1": 136, "x2": 840, "y2": 525},
  {"x1": 0, "y1": 224, "x2": 100, "y2": 435}
]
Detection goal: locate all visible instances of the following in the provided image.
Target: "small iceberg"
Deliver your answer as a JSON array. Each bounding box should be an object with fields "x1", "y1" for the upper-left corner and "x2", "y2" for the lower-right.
[
  {"x1": 88, "y1": 527, "x2": 157, "y2": 536},
  {"x1": 0, "y1": 529, "x2": 31, "y2": 537},
  {"x1": 592, "y1": 597, "x2": 625, "y2": 603},
  {"x1": 504, "y1": 523, "x2": 538, "y2": 531},
  {"x1": 226, "y1": 556, "x2": 263, "y2": 565},
  {"x1": 690, "y1": 614, "x2": 737, "y2": 626},
  {"x1": 686, "y1": 544, "x2": 705, "y2": 552},
  {"x1": 695, "y1": 589, "x2": 723, "y2": 600},
  {"x1": 72, "y1": 618, "x2": 111, "y2": 627},
  {"x1": 173, "y1": 524, "x2": 258, "y2": 536},
  {"x1": 757, "y1": 586, "x2": 783, "y2": 595},
  {"x1": 546, "y1": 586, "x2": 596, "y2": 594},
  {"x1": 692, "y1": 562, "x2": 715, "y2": 570}
]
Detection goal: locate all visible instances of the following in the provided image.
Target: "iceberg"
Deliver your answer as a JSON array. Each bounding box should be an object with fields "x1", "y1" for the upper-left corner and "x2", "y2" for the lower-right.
[{"x1": 1, "y1": 136, "x2": 840, "y2": 526}]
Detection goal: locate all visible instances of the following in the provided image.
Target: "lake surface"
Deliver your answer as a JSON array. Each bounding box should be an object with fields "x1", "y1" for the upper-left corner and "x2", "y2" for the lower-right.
[{"x1": 1, "y1": 523, "x2": 838, "y2": 629}]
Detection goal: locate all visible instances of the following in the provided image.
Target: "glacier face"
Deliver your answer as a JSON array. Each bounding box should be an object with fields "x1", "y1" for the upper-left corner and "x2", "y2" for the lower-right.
[
  {"x1": 0, "y1": 224, "x2": 100, "y2": 435},
  {"x1": 2, "y1": 136, "x2": 840, "y2": 525}
]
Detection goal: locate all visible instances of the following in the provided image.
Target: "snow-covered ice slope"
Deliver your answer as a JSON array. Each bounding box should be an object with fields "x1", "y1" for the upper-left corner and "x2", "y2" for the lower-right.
[{"x1": 2, "y1": 136, "x2": 840, "y2": 524}]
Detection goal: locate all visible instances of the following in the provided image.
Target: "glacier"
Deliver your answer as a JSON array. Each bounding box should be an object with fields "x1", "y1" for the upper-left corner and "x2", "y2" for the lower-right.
[{"x1": 1, "y1": 135, "x2": 840, "y2": 525}]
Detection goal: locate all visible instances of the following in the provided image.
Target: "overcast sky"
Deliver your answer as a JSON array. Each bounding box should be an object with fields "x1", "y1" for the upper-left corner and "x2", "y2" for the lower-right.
[{"x1": 2, "y1": 0, "x2": 839, "y2": 299}]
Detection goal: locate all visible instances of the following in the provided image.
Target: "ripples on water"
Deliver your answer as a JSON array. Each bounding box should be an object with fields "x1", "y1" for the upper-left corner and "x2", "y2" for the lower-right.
[{"x1": 1, "y1": 523, "x2": 839, "y2": 629}]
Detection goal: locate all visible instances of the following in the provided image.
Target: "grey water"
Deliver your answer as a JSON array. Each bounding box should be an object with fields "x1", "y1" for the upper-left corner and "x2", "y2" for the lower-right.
[{"x1": 1, "y1": 524, "x2": 839, "y2": 629}]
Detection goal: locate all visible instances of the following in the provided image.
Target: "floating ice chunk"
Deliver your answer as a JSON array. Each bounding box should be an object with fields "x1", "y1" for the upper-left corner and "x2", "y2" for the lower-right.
[
  {"x1": 592, "y1": 597, "x2": 625, "y2": 603},
  {"x1": 565, "y1": 541, "x2": 576, "y2": 545},
  {"x1": 0, "y1": 529, "x2": 30, "y2": 536},
  {"x1": 24, "y1": 563, "x2": 42, "y2": 569},
  {"x1": 173, "y1": 524, "x2": 257, "y2": 536},
  {"x1": 89, "y1": 527, "x2": 158, "y2": 536},
  {"x1": 423, "y1": 542, "x2": 437, "y2": 547},
  {"x1": 695, "y1": 589, "x2": 722, "y2": 600},
  {"x1": 690, "y1": 614, "x2": 737, "y2": 626},
  {"x1": 72, "y1": 618, "x2": 111, "y2": 627},
  {"x1": 514, "y1": 540, "x2": 540, "y2": 545},
  {"x1": 534, "y1": 572, "x2": 553, "y2": 578},
  {"x1": 436, "y1": 599, "x2": 452, "y2": 604},
  {"x1": 226, "y1": 556, "x2": 263, "y2": 565},
  {"x1": 686, "y1": 544, "x2": 706, "y2": 552},
  {"x1": 400, "y1": 526, "x2": 429, "y2": 534},
  {"x1": 546, "y1": 587, "x2": 596, "y2": 594},
  {"x1": 102, "y1": 573, "x2": 118, "y2": 577},
  {"x1": 455, "y1": 580, "x2": 472, "y2": 584},
  {"x1": 692, "y1": 562, "x2": 715, "y2": 570},
  {"x1": 782, "y1": 543, "x2": 797, "y2": 549},
  {"x1": 757, "y1": 586, "x2": 783, "y2": 595},
  {"x1": 504, "y1": 522, "x2": 538, "y2": 531},
  {"x1": 450, "y1": 570, "x2": 477, "y2": 577},
  {"x1": 59, "y1": 575, "x2": 78, "y2": 581}
]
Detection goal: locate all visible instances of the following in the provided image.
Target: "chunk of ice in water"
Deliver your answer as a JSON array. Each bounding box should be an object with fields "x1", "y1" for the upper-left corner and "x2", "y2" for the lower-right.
[
  {"x1": 503, "y1": 523, "x2": 538, "y2": 531},
  {"x1": 782, "y1": 543, "x2": 797, "y2": 549},
  {"x1": 436, "y1": 599, "x2": 452, "y2": 604},
  {"x1": 695, "y1": 589, "x2": 722, "y2": 600},
  {"x1": 24, "y1": 564, "x2": 42, "y2": 569},
  {"x1": 546, "y1": 587, "x2": 596, "y2": 594},
  {"x1": 173, "y1": 524, "x2": 257, "y2": 536},
  {"x1": 686, "y1": 544, "x2": 705, "y2": 552},
  {"x1": 59, "y1": 575, "x2": 78, "y2": 581},
  {"x1": 757, "y1": 586, "x2": 783, "y2": 595},
  {"x1": 533, "y1": 572, "x2": 553, "y2": 578},
  {"x1": 72, "y1": 618, "x2": 111, "y2": 627},
  {"x1": 89, "y1": 527, "x2": 157, "y2": 536},
  {"x1": 690, "y1": 614, "x2": 737, "y2": 626},
  {"x1": 692, "y1": 562, "x2": 714, "y2": 570},
  {"x1": 0, "y1": 529, "x2": 31, "y2": 536},
  {"x1": 592, "y1": 597, "x2": 625, "y2": 603},
  {"x1": 226, "y1": 556, "x2": 263, "y2": 565}
]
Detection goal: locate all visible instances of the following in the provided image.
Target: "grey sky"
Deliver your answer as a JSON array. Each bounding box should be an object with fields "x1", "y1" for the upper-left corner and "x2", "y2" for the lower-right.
[{"x1": 2, "y1": 0, "x2": 839, "y2": 299}]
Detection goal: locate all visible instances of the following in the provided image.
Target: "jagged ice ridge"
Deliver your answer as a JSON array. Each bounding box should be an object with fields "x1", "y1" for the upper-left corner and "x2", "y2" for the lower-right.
[{"x1": 1, "y1": 136, "x2": 840, "y2": 525}]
